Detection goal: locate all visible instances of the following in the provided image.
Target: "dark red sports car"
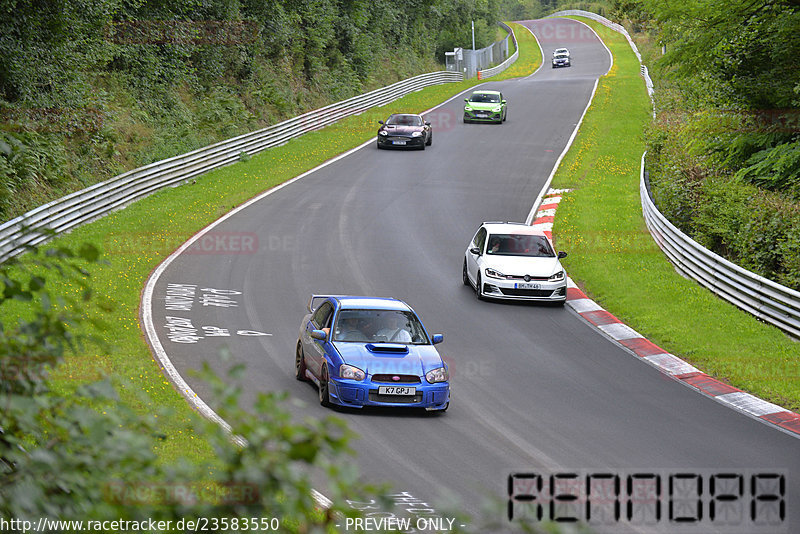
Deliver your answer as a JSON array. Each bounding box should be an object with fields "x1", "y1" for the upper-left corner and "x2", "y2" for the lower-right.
[{"x1": 377, "y1": 113, "x2": 432, "y2": 150}]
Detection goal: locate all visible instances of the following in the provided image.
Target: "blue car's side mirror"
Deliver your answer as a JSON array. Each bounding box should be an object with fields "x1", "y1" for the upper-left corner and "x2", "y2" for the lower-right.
[
  {"x1": 431, "y1": 333, "x2": 444, "y2": 344},
  {"x1": 310, "y1": 329, "x2": 327, "y2": 341}
]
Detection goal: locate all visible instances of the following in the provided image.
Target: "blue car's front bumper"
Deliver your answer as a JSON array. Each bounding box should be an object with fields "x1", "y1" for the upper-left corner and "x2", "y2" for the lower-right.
[{"x1": 327, "y1": 378, "x2": 450, "y2": 410}]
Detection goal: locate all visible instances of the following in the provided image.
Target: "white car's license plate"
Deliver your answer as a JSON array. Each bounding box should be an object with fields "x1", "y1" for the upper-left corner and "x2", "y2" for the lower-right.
[
  {"x1": 515, "y1": 282, "x2": 541, "y2": 289},
  {"x1": 378, "y1": 386, "x2": 416, "y2": 396},
  {"x1": 392, "y1": 140, "x2": 406, "y2": 145}
]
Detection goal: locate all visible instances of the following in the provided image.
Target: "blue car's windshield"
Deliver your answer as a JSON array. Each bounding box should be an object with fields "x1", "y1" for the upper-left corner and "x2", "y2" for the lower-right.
[{"x1": 333, "y1": 309, "x2": 430, "y2": 344}]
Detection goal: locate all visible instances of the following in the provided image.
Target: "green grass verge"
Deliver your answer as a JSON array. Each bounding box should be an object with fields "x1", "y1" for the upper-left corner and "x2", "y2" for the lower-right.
[
  {"x1": 550, "y1": 17, "x2": 800, "y2": 412},
  {"x1": 1, "y1": 24, "x2": 542, "y2": 467}
]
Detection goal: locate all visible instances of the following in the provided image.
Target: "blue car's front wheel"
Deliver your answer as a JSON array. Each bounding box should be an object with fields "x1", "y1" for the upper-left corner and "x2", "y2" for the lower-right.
[{"x1": 319, "y1": 364, "x2": 331, "y2": 406}]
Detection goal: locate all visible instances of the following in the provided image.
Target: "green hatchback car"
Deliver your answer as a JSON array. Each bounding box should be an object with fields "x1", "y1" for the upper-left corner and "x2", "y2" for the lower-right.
[{"x1": 463, "y1": 90, "x2": 507, "y2": 124}]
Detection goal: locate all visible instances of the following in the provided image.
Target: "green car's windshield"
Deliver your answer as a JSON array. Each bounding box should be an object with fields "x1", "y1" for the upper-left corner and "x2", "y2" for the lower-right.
[{"x1": 469, "y1": 93, "x2": 500, "y2": 103}]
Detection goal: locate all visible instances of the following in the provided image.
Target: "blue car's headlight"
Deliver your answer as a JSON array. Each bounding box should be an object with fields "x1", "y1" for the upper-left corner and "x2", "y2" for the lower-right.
[
  {"x1": 379, "y1": 130, "x2": 388, "y2": 136},
  {"x1": 549, "y1": 270, "x2": 565, "y2": 281},
  {"x1": 485, "y1": 268, "x2": 505, "y2": 279},
  {"x1": 339, "y1": 364, "x2": 366, "y2": 381},
  {"x1": 425, "y1": 367, "x2": 448, "y2": 384}
]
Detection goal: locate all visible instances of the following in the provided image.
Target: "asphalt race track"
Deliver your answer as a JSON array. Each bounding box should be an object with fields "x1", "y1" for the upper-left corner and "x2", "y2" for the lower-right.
[{"x1": 144, "y1": 18, "x2": 799, "y2": 533}]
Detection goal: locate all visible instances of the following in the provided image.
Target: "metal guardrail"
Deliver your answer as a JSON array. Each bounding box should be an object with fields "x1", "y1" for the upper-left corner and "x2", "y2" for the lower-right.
[
  {"x1": 0, "y1": 70, "x2": 464, "y2": 263},
  {"x1": 641, "y1": 153, "x2": 800, "y2": 338},
  {"x1": 477, "y1": 22, "x2": 519, "y2": 79}
]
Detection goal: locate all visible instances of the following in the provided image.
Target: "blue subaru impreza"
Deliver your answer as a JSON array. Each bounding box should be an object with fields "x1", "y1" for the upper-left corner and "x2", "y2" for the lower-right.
[{"x1": 296, "y1": 295, "x2": 450, "y2": 411}]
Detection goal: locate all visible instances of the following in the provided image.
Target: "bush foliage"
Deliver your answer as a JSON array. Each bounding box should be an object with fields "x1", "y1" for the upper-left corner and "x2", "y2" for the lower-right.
[{"x1": 611, "y1": 0, "x2": 800, "y2": 290}]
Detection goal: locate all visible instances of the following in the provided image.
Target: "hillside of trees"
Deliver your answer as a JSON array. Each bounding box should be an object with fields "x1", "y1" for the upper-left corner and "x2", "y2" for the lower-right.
[{"x1": 0, "y1": 0, "x2": 507, "y2": 220}]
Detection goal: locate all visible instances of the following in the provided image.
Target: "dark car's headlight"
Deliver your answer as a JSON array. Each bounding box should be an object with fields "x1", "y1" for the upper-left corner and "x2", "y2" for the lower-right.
[
  {"x1": 411, "y1": 131, "x2": 423, "y2": 137},
  {"x1": 425, "y1": 367, "x2": 448, "y2": 384},
  {"x1": 379, "y1": 130, "x2": 388, "y2": 136},
  {"x1": 339, "y1": 364, "x2": 365, "y2": 381},
  {"x1": 549, "y1": 270, "x2": 565, "y2": 282},
  {"x1": 485, "y1": 268, "x2": 506, "y2": 279}
]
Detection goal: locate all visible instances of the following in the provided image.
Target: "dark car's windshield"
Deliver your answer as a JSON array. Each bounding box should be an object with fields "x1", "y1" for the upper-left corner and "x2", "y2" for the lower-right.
[
  {"x1": 469, "y1": 93, "x2": 500, "y2": 103},
  {"x1": 486, "y1": 234, "x2": 555, "y2": 257},
  {"x1": 386, "y1": 114, "x2": 423, "y2": 126},
  {"x1": 333, "y1": 309, "x2": 429, "y2": 344}
]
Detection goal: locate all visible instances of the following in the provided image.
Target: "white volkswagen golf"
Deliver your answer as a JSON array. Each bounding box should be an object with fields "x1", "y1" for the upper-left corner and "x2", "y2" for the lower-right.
[{"x1": 463, "y1": 222, "x2": 568, "y2": 304}]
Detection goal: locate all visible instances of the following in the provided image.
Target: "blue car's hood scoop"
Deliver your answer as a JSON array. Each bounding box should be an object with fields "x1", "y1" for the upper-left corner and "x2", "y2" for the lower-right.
[
  {"x1": 333, "y1": 342, "x2": 444, "y2": 377},
  {"x1": 365, "y1": 343, "x2": 409, "y2": 354}
]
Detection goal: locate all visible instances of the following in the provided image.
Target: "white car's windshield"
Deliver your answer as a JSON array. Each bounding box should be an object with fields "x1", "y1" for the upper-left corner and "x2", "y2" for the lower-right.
[
  {"x1": 386, "y1": 115, "x2": 423, "y2": 126},
  {"x1": 333, "y1": 309, "x2": 429, "y2": 344},
  {"x1": 486, "y1": 234, "x2": 555, "y2": 257}
]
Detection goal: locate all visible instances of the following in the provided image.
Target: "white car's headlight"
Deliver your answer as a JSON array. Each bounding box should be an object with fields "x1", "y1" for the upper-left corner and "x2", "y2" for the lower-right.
[
  {"x1": 485, "y1": 268, "x2": 506, "y2": 279},
  {"x1": 412, "y1": 131, "x2": 423, "y2": 137},
  {"x1": 339, "y1": 364, "x2": 365, "y2": 381},
  {"x1": 549, "y1": 270, "x2": 565, "y2": 281},
  {"x1": 379, "y1": 130, "x2": 388, "y2": 136},
  {"x1": 425, "y1": 367, "x2": 448, "y2": 384}
]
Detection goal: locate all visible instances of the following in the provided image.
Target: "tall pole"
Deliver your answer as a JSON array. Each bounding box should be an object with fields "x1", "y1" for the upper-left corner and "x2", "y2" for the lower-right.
[{"x1": 472, "y1": 20, "x2": 475, "y2": 51}]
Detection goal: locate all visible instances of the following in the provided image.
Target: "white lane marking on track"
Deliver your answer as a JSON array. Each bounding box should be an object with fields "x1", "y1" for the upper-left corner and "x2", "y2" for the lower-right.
[
  {"x1": 524, "y1": 17, "x2": 612, "y2": 224},
  {"x1": 525, "y1": 77, "x2": 600, "y2": 225}
]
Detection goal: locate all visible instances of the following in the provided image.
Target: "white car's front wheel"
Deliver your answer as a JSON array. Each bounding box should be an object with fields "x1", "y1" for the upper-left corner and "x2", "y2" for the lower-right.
[{"x1": 476, "y1": 272, "x2": 485, "y2": 300}]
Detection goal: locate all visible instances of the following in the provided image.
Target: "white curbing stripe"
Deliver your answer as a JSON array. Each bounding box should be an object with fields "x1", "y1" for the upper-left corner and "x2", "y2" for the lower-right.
[
  {"x1": 597, "y1": 323, "x2": 642, "y2": 341},
  {"x1": 644, "y1": 353, "x2": 700, "y2": 376},
  {"x1": 568, "y1": 298, "x2": 603, "y2": 313},
  {"x1": 536, "y1": 208, "x2": 556, "y2": 217},
  {"x1": 540, "y1": 196, "x2": 562, "y2": 204},
  {"x1": 566, "y1": 277, "x2": 578, "y2": 288},
  {"x1": 530, "y1": 222, "x2": 553, "y2": 232},
  {"x1": 548, "y1": 188, "x2": 572, "y2": 195},
  {"x1": 715, "y1": 392, "x2": 789, "y2": 417}
]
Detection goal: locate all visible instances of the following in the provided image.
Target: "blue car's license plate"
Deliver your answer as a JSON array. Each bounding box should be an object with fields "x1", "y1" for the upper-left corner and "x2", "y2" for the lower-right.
[{"x1": 378, "y1": 386, "x2": 416, "y2": 395}]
